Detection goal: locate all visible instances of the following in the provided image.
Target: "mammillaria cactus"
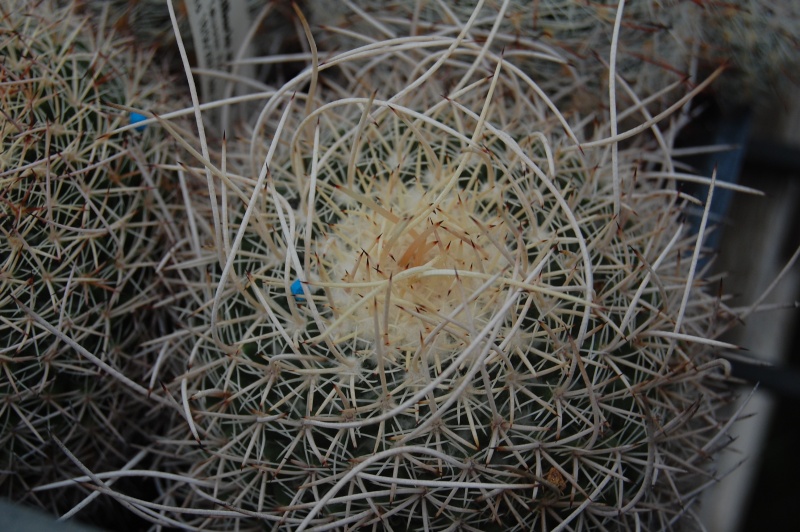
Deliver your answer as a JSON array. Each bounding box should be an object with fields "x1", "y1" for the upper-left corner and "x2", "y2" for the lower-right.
[
  {"x1": 698, "y1": 0, "x2": 800, "y2": 105},
  {"x1": 311, "y1": 0, "x2": 799, "y2": 110},
  {"x1": 0, "y1": 0, "x2": 179, "y2": 523},
  {"x1": 309, "y1": 0, "x2": 699, "y2": 113},
  {"x1": 149, "y1": 5, "x2": 745, "y2": 529}
]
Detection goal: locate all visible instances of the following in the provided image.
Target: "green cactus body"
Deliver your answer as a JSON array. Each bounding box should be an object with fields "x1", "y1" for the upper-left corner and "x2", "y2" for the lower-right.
[
  {"x1": 0, "y1": 0, "x2": 177, "y2": 521},
  {"x1": 158, "y1": 19, "x2": 738, "y2": 530}
]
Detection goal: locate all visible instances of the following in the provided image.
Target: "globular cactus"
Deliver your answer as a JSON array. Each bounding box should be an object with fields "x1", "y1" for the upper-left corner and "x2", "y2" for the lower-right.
[
  {"x1": 309, "y1": 0, "x2": 700, "y2": 112},
  {"x1": 151, "y1": 8, "x2": 742, "y2": 530},
  {"x1": 0, "y1": 0, "x2": 180, "y2": 523},
  {"x1": 81, "y1": 0, "x2": 305, "y2": 86},
  {"x1": 697, "y1": 1, "x2": 800, "y2": 106},
  {"x1": 81, "y1": 0, "x2": 187, "y2": 52},
  {"x1": 310, "y1": 0, "x2": 799, "y2": 110}
]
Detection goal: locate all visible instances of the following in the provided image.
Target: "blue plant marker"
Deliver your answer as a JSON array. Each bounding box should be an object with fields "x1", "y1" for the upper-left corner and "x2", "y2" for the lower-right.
[
  {"x1": 291, "y1": 279, "x2": 305, "y2": 302},
  {"x1": 129, "y1": 112, "x2": 148, "y2": 131}
]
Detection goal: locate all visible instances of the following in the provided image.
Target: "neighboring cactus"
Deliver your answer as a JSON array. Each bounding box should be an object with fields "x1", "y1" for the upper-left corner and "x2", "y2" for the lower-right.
[
  {"x1": 82, "y1": 0, "x2": 305, "y2": 83},
  {"x1": 151, "y1": 11, "x2": 741, "y2": 530},
  {"x1": 309, "y1": 0, "x2": 698, "y2": 111},
  {"x1": 84, "y1": 0, "x2": 196, "y2": 52},
  {"x1": 698, "y1": 1, "x2": 800, "y2": 105},
  {"x1": 0, "y1": 0, "x2": 180, "y2": 524},
  {"x1": 310, "y1": 0, "x2": 799, "y2": 110}
]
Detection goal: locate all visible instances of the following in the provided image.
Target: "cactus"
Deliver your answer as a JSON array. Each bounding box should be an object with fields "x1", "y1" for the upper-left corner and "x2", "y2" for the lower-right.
[
  {"x1": 0, "y1": 0, "x2": 180, "y2": 524},
  {"x1": 148, "y1": 7, "x2": 743, "y2": 529},
  {"x1": 310, "y1": 0, "x2": 799, "y2": 109},
  {"x1": 698, "y1": 1, "x2": 800, "y2": 106},
  {"x1": 309, "y1": 1, "x2": 698, "y2": 110},
  {"x1": 81, "y1": 0, "x2": 305, "y2": 83}
]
